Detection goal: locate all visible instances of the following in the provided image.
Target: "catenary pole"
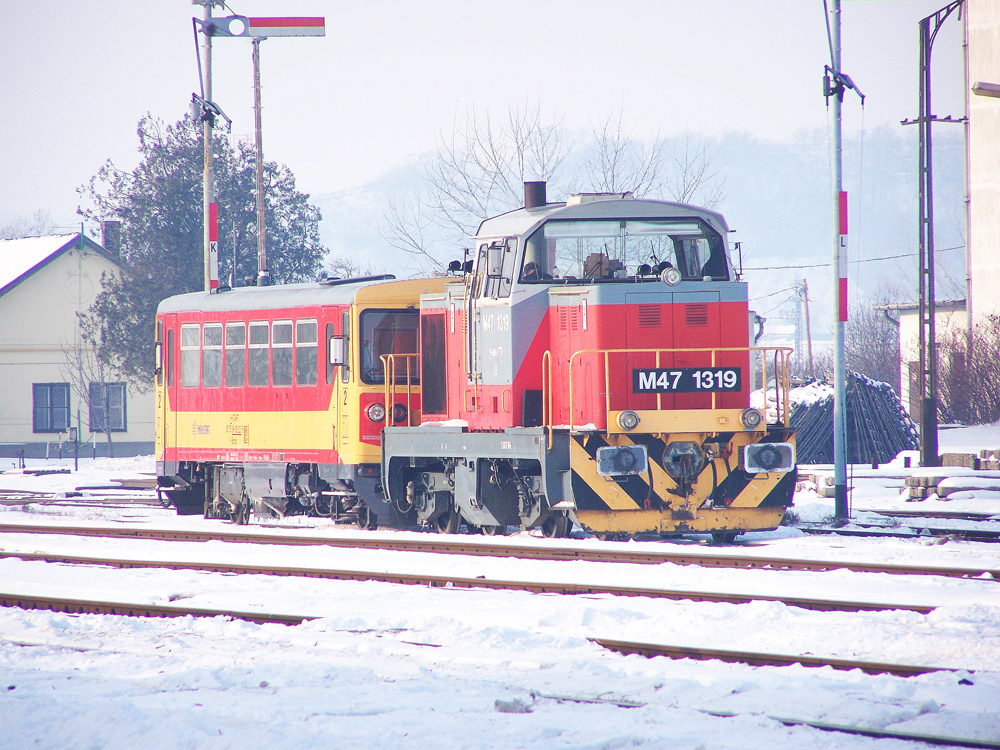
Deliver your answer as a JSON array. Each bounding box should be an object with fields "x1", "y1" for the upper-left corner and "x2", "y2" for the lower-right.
[{"x1": 829, "y1": 0, "x2": 849, "y2": 523}]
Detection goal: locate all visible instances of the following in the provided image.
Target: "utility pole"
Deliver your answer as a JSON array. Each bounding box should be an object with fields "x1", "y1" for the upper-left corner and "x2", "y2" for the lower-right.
[
  {"x1": 193, "y1": 0, "x2": 220, "y2": 294},
  {"x1": 903, "y1": 1, "x2": 964, "y2": 468},
  {"x1": 252, "y1": 37, "x2": 269, "y2": 286},
  {"x1": 824, "y1": 0, "x2": 863, "y2": 524},
  {"x1": 801, "y1": 279, "x2": 814, "y2": 378}
]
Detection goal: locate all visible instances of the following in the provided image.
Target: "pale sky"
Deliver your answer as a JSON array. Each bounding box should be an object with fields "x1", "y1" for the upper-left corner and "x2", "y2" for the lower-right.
[{"x1": 0, "y1": 0, "x2": 966, "y2": 230}]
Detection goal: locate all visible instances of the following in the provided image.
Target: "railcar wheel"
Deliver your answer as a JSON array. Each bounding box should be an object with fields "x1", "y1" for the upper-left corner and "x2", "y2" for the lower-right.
[
  {"x1": 480, "y1": 525, "x2": 507, "y2": 536},
  {"x1": 711, "y1": 531, "x2": 739, "y2": 545},
  {"x1": 356, "y1": 505, "x2": 378, "y2": 531},
  {"x1": 435, "y1": 509, "x2": 461, "y2": 534},
  {"x1": 541, "y1": 515, "x2": 570, "y2": 539}
]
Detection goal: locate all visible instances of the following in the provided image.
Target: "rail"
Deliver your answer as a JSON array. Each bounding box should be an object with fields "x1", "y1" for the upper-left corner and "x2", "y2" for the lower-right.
[
  {"x1": 540, "y1": 346, "x2": 793, "y2": 439},
  {"x1": 380, "y1": 353, "x2": 420, "y2": 427}
]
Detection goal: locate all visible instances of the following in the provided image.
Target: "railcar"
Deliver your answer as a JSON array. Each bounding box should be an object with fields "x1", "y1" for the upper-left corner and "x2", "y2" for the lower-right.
[{"x1": 155, "y1": 184, "x2": 796, "y2": 541}]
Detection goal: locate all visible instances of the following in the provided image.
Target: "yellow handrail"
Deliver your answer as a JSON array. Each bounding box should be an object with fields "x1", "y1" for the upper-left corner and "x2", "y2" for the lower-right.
[
  {"x1": 380, "y1": 353, "x2": 419, "y2": 427},
  {"x1": 563, "y1": 346, "x2": 794, "y2": 432}
]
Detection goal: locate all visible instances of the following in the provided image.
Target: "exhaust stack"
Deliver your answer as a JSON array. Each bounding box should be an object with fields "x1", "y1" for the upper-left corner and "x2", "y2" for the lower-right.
[{"x1": 524, "y1": 181, "x2": 547, "y2": 210}]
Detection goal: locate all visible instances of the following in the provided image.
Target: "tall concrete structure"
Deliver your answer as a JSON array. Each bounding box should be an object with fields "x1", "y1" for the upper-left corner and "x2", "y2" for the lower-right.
[{"x1": 968, "y1": 0, "x2": 1000, "y2": 319}]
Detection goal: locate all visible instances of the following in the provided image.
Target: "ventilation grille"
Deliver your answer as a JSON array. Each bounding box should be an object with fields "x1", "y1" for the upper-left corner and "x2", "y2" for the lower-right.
[
  {"x1": 558, "y1": 307, "x2": 580, "y2": 331},
  {"x1": 637, "y1": 305, "x2": 662, "y2": 328},
  {"x1": 685, "y1": 304, "x2": 709, "y2": 326}
]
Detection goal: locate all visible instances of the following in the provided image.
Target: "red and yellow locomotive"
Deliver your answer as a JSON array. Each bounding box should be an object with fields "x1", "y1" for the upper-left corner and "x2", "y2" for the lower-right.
[{"x1": 156, "y1": 184, "x2": 795, "y2": 540}]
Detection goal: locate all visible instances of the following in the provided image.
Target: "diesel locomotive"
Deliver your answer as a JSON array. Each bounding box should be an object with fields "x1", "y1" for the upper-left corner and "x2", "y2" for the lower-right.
[{"x1": 155, "y1": 183, "x2": 796, "y2": 540}]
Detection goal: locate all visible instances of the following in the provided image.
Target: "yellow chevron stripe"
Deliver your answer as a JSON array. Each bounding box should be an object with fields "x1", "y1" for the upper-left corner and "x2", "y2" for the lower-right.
[{"x1": 569, "y1": 438, "x2": 642, "y2": 511}]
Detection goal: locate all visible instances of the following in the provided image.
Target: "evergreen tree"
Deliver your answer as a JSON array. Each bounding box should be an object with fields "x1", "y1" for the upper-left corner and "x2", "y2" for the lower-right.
[{"x1": 78, "y1": 114, "x2": 325, "y2": 387}]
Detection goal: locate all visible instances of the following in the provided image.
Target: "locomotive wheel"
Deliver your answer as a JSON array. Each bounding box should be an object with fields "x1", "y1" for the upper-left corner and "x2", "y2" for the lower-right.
[
  {"x1": 711, "y1": 531, "x2": 739, "y2": 545},
  {"x1": 541, "y1": 515, "x2": 570, "y2": 539},
  {"x1": 356, "y1": 505, "x2": 378, "y2": 531},
  {"x1": 231, "y1": 500, "x2": 250, "y2": 526},
  {"x1": 480, "y1": 524, "x2": 507, "y2": 536},
  {"x1": 434, "y1": 509, "x2": 461, "y2": 534},
  {"x1": 595, "y1": 532, "x2": 630, "y2": 542}
]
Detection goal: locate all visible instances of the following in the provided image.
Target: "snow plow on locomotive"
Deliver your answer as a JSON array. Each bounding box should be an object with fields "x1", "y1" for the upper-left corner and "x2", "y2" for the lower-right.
[{"x1": 155, "y1": 185, "x2": 796, "y2": 540}]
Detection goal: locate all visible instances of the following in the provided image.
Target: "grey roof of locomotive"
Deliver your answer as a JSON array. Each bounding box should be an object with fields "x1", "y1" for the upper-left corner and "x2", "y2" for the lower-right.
[{"x1": 473, "y1": 197, "x2": 731, "y2": 243}]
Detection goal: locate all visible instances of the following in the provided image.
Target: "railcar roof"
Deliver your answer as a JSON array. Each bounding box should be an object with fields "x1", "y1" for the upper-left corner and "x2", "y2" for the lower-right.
[
  {"x1": 156, "y1": 277, "x2": 443, "y2": 316},
  {"x1": 473, "y1": 198, "x2": 730, "y2": 242}
]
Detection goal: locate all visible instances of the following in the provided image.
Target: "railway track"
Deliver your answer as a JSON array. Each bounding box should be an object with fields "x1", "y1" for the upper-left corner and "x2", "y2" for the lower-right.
[
  {"x1": 0, "y1": 548, "x2": 937, "y2": 613},
  {"x1": 0, "y1": 592, "x2": 959, "y2": 678},
  {"x1": 1, "y1": 521, "x2": 998, "y2": 580},
  {"x1": 801, "y1": 523, "x2": 1000, "y2": 543}
]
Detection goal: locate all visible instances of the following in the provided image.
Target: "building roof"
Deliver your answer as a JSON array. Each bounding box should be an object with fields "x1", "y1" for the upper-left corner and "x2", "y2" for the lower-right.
[{"x1": 0, "y1": 233, "x2": 115, "y2": 300}]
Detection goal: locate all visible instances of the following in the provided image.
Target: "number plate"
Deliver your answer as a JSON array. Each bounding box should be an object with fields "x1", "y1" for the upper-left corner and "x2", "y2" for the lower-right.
[{"x1": 632, "y1": 367, "x2": 742, "y2": 393}]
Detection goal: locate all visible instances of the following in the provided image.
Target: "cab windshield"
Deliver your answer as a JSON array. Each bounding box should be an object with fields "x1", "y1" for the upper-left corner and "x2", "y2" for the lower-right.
[
  {"x1": 359, "y1": 309, "x2": 419, "y2": 385},
  {"x1": 518, "y1": 218, "x2": 729, "y2": 283}
]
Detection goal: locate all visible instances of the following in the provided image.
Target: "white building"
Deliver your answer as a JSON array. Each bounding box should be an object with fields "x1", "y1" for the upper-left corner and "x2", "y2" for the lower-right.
[{"x1": 0, "y1": 232, "x2": 154, "y2": 459}]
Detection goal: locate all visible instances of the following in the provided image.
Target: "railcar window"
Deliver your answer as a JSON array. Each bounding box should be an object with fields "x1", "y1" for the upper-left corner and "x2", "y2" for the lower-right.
[
  {"x1": 296, "y1": 319, "x2": 318, "y2": 386},
  {"x1": 167, "y1": 328, "x2": 174, "y2": 386},
  {"x1": 341, "y1": 310, "x2": 351, "y2": 384},
  {"x1": 180, "y1": 324, "x2": 200, "y2": 388},
  {"x1": 225, "y1": 322, "x2": 247, "y2": 388},
  {"x1": 156, "y1": 321, "x2": 163, "y2": 387},
  {"x1": 359, "y1": 309, "x2": 419, "y2": 386},
  {"x1": 326, "y1": 322, "x2": 335, "y2": 385},
  {"x1": 272, "y1": 321, "x2": 294, "y2": 387},
  {"x1": 248, "y1": 322, "x2": 269, "y2": 387},
  {"x1": 518, "y1": 218, "x2": 729, "y2": 283},
  {"x1": 202, "y1": 324, "x2": 223, "y2": 387}
]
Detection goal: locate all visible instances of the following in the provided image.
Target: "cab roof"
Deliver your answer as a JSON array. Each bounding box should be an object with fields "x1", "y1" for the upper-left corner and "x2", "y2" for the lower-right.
[{"x1": 473, "y1": 196, "x2": 731, "y2": 243}]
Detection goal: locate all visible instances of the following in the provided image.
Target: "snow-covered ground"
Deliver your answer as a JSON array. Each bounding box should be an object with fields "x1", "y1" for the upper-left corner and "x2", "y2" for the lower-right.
[{"x1": 3, "y1": 426, "x2": 1000, "y2": 748}]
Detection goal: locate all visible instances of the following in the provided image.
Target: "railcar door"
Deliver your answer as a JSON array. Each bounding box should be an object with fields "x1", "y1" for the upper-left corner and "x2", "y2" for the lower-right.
[
  {"x1": 326, "y1": 306, "x2": 351, "y2": 460},
  {"x1": 158, "y1": 314, "x2": 179, "y2": 468}
]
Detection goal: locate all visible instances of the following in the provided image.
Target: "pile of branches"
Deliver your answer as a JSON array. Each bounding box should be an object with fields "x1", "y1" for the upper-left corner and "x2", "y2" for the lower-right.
[{"x1": 790, "y1": 372, "x2": 919, "y2": 465}]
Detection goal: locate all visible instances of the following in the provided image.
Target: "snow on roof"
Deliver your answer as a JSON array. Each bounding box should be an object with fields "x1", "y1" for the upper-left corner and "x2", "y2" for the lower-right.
[{"x1": 0, "y1": 233, "x2": 109, "y2": 299}]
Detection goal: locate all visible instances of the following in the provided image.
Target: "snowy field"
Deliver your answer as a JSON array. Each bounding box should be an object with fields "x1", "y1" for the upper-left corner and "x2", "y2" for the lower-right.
[{"x1": 2, "y1": 426, "x2": 1000, "y2": 749}]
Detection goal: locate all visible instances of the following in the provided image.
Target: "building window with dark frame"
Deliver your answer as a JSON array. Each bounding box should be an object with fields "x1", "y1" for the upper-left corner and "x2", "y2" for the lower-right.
[
  {"x1": 89, "y1": 382, "x2": 127, "y2": 432},
  {"x1": 32, "y1": 383, "x2": 70, "y2": 433}
]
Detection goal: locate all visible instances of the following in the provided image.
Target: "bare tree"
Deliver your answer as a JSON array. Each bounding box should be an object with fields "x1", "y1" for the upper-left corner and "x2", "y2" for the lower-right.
[
  {"x1": 663, "y1": 134, "x2": 726, "y2": 209},
  {"x1": 381, "y1": 104, "x2": 726, "y2": 267},
  {"x1": 425, "y1": 102, "x2": 569, "y2": 231},
  {"x1": 381, "y1": 102, "x2": 569, "y2": 267},
  {"x1": 62, "y1": 329, "x2": 117, "y2": 457},
  {"x1": 380, "y1": 193, "x2": 442, "y2": 272},
  {"x1": 846, "y1": 284, "x2": 905, "y2": 394},
  {"x1": 1, "y1": 210, "x2": 55, "y2": 239},
  {"x1": 581, "y1": 110, "x2": 666, "y2": 197},
  {"x1": 323, "y1": 254, "x2": 378, "y2": 280},
  {"x1": 939, "y1": 315, "x2": 1000, "y2": 424}
]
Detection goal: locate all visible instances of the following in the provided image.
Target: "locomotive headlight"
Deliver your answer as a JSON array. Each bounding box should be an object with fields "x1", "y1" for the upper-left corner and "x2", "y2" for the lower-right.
[
  {"x1": 392, "y1": 403, "x2": 408, "y2": 423},
  {"x1": 660, "y1": 267, "x2": 682, "y2": 286},
  {"x1": 743, "y1": 442, "x2": 795, "y2": 473},
  {"x1": 366, "y1": 403, "x2": 386, "y2": 423},
  {"x1": 617, "y1": 410, "x2": 640, "y2": 431},
  {"x1": 740, "y1": 408, "x2": 764, "y2": 429}
]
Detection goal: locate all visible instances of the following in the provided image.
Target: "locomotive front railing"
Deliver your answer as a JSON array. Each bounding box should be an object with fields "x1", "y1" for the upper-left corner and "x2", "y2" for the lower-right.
[
  {"x1": 381, "y1": 353, "x2": 419, "y2": 427},
  {"x1": 541, "y1": 346, "x2": 793, "y2": 440}
]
